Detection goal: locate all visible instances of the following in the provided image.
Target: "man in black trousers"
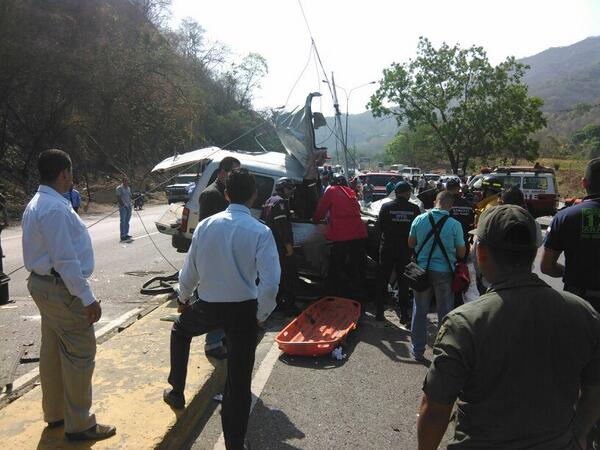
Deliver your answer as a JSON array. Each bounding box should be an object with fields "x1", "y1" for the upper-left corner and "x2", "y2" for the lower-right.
[
  {"x1": 164, "y1": 169, "x2": 280, "y2": 450},
  {"x1": 376, "y1": 181, "x2": 421, "y2": 323}
]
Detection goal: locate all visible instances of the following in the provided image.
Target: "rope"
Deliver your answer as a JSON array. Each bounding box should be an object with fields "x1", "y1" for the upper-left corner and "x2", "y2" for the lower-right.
[{"x1": 134, "y1": 209, "x2": 179, "y2": 271}]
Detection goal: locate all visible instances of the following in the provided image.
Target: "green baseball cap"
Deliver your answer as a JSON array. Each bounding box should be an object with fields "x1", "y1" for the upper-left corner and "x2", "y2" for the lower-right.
[{"x1": 474, "y1": 205, "x2": 540, "y2": 250}]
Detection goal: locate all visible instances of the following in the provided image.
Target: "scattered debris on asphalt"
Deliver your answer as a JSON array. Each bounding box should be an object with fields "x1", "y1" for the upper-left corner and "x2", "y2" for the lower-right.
[{"x1": 331, "y1": 346, "x2": 347, "y2": 361}]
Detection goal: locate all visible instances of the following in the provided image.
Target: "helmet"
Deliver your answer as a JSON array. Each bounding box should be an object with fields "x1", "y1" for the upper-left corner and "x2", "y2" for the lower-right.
[
  {"x1": 331, "y1": 173, "x2": 348, "y2": 187},
  {"x1": 481, "y1": 176, "x2": 503, "y2": 193},
  {"x1": 275, "y1": 177, "x2": 296, "y2": 193}
]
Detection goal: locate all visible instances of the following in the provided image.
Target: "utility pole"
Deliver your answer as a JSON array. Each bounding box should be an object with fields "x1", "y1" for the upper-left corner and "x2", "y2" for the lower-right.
[{"x1": 330, "y1": 73, "x2": 349, "y2": 176}]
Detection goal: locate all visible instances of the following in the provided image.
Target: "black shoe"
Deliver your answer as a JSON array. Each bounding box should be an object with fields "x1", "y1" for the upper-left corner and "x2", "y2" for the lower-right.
[
  {"x1": 46, "y1": 419, "x2": 64, "y2": 428},
  {"x1": 65, "y1": 423, "x2": 116, "y2": 441},
  {"x1": 163, "y1": 389, "x2": 185, "y2": 410},
  {"x1": 205, "y1": 346, "x2": 228, "y2": 360},
  {"x1": 125, "y1": 235, "x2": 133, "y2": 239}
]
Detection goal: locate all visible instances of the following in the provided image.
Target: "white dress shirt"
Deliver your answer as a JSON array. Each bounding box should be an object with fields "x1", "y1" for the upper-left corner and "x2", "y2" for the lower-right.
[
  {"x1": 179, "y1": 203, "x2": 281, "y2": 322},
  {"x1": 22, "y1": 185, "x2": 96, "y2": 306}
]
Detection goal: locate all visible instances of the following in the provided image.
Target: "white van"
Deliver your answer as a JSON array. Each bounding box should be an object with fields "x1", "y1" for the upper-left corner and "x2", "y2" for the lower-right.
[
  {"x1": 153, "y1": 147, "x2": 331, "y2": 278},
  {"x1": 401, "y1": 167, "x2": 421, "y2": 177},
  {"x1": 480, "y1": 167, "x2": 559, "y2": 217}
]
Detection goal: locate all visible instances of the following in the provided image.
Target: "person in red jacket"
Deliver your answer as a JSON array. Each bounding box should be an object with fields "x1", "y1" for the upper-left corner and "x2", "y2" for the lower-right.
[{"x1": 313, "y1": 173, "x2": 368, "y2": 301}]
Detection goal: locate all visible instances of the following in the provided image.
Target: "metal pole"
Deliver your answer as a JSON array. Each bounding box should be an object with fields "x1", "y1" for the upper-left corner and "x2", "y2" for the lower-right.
[{"x1": 331, "y1": 73, "x2": 349, "y2": 177}]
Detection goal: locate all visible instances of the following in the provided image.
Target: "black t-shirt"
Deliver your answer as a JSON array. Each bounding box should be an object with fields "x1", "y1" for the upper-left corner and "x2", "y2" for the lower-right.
[
  {"x1": 378, "y1": 197, "x2": 421, "y2": 255},
  {"x1": 449, "y1": 195, "x2": 474, "y2": 238},
  {"x1": 544, "y1": 194, "x2": 600, "y2": 290}
]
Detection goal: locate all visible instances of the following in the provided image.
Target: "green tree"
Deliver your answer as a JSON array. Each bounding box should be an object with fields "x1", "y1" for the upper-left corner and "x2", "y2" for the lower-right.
[
  {"x1": 385, "y1": 125, "x2": 439, "y2": 168},
  {"x1": 368, "y1": 37, "x2": 546, "y2": 174}
]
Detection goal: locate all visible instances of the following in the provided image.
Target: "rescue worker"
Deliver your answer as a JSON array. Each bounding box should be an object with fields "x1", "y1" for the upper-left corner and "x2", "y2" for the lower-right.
[
  {"x1": 446, "y1": 179, "x2": 475, "y2": 256},
  {"x1": 376, "y1": 181, "x2": 421, "y2": 323},
  {"x1": 261, "y1": 177, "x2": 299, "y2": 314},
  {"x1": 446, "y1": 179, "x2": 474, "y2": 306},
  {"x1": 313, "y1": 173, "x2": 368, "y2": 301},
  {"x1": 542, "y1": 157, "x2": 600, "y2": 312},
  {"x1": 473, "y1": 176, "x2": 502, "y2": 226}
]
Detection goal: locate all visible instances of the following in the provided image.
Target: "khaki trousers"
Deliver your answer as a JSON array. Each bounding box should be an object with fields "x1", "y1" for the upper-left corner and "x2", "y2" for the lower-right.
[{"x1": 27, "y1": 273, "x2": 96, "y2": 433}]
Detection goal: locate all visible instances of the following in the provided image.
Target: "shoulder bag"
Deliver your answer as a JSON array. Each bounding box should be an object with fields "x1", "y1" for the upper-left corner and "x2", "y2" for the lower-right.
[
  {"x1": 402, "y1": 213, "x2": 449, "y2": 292},
  {"x1": 428, "y1": 214, "x2": 471, "y2": 294}
]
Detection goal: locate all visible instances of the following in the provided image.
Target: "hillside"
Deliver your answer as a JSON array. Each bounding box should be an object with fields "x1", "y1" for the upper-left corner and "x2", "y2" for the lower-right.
[
  {"x1": 520, "y1": 36, "x2": 600, "y2": 111},
  {"x1": 315, "y1": 35, "x2": 600, "y2": 158}
]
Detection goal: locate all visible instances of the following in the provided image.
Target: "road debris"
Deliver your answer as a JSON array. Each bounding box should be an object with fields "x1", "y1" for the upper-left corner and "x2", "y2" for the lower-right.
[{"x1": 331, "y1": 346, "x2": 347, "y2": 361}]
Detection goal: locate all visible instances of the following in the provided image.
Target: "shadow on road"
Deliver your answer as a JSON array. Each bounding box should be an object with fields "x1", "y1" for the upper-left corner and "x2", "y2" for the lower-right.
[{"x1": 247, "y1": 398, "x2": 305, "y2": 449}]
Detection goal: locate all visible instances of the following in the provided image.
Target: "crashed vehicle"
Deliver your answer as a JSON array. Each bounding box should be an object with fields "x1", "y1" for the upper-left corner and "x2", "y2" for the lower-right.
[{"x1": 152, "y1": 93, "x2": 422, "y2": 281}]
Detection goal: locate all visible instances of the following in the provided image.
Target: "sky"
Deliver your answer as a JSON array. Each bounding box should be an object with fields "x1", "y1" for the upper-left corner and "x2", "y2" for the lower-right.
[{"x1": 170, "y1": 0, "x2": 600, "y2": 115}]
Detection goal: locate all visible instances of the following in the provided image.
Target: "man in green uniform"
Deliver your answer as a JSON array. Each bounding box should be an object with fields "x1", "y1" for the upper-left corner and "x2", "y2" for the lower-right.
[{"x1": 417, "y1": 205, "x2": 600, "y2": 449}]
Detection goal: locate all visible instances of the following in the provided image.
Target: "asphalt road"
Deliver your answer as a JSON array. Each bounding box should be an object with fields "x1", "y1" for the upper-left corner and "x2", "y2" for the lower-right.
[
  {"x1": 0, "y1": 203, "x2": 186, "y2": 384},
  {"x1": 187, "y1": 220, "x2": 565, "y2": 450}
]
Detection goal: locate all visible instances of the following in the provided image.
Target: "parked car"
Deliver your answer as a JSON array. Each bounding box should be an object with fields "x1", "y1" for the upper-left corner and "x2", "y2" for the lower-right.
[
  {"x1": 164, "y1": 174, "x2": 198, "y2": 204},
  {"x1": 439, "y1": 174, "x2": 461, "y2": 188},
  {"x1": 358, "y1": 172, "x2": 402, "y2": 201}
]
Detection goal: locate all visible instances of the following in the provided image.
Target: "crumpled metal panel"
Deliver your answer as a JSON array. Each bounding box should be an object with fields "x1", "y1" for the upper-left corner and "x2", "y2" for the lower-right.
[{"x1": 273, "y1": 93, "x2": 328, "y2": 179}]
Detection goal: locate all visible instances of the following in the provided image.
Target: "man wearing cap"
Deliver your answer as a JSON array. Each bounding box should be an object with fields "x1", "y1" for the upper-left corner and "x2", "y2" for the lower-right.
[
  {"x1": 417, "y1": 205, "x2": 600, "y2": 449},
  {"x1": 542, "y1": 157, "x2": 600, "y2": 313},
  {"x1": 376, "y1": 181, "x2": 421, "y2": 323}
]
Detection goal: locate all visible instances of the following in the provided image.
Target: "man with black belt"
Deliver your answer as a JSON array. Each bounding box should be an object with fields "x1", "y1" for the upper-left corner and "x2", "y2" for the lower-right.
[
  {"x1": 261, "y1": 177, "x2": 299, "y2": 314},
  {"x1": 22, "y1": 149, "x2": 115, "y2": 441},
  {"x1": 542, "y1": 157, "x2": 600, "y2": 312},
  {"x1": 376, "y1": 181, "x2": 421, "y2": 323},
  {"x1": 198, "y1": 156, "x2": 240, "y2": 359},
  {"x1": 164, "y1": 169, "x2": 280, "y2": 450}
]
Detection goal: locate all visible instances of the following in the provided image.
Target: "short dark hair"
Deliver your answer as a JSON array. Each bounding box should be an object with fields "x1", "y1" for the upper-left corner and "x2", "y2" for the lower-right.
[
  {"x1": 435, "y1": 190, "x2": 454, "y2": 209},
  {"x1": 219, "y1": 156, "x2": 241, "y2": 173},
  {"x1": 38, "y1": 149, "x2": 71, "y2": 184},
  {"x1": 483, "y1": 224, "x2": 537, "y2": 270},
  {"x1": 226, "y1": 168, "x2": 256, "y2": 204},
  {"x1": 585, "y1": 157, "x2": 600, "y2": 195}
]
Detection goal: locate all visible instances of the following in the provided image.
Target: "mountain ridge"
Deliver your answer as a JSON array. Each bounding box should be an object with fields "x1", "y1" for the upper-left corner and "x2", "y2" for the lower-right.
[{"x1": 315, "y1": 35, "x2": 600, "y2": 157}]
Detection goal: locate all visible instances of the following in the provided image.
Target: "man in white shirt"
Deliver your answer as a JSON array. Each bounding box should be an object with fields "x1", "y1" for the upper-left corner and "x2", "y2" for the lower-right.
[
  {"x1": 116, "y1": 177, "x2": 132, "y2": 242},
  {"x1": 164, "y1": 169, "x2": 280, "y2": 450},
  {"x1": 22, "y1": 149, "x2": 115, "y2": 441}
]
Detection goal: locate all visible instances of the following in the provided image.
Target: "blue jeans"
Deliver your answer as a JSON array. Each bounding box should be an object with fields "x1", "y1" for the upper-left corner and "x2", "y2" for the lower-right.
[
  {"x1": 119, "y1": 205, "x2": 132, "y2": 238},
  {"x1": 205, "y1": 329, "x2": 226, "y2": 351},
  {"x1": 411, "y1": 271, "x2": 454, "y2": 358}
]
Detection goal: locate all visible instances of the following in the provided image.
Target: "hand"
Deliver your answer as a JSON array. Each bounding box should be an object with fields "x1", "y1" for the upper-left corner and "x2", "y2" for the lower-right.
[
  {"x1": 85, "y1": 301, "x2": 102, "y2": 325},
  {"x1": 177, "y1": 301, "x2": 188, "y2": 313},
  {"x1": 285, "y1": 244, "x2": 294, "y2": 257}
]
